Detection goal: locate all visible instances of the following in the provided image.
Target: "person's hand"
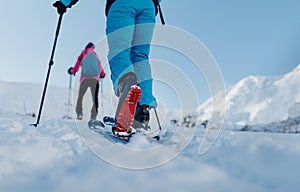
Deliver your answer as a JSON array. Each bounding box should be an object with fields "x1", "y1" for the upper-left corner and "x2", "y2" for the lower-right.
[
  {"x1": 68, "y1": 67, "x2": 75, "y2": 75},
  {"x1": 100, "y1": 72, "x2": 105, "y2": 78},
  {"x1": 53, "y1": 1, "x2": 67, "y2": 15},
  {"x1": 68, "y1": 0, "x2": 79, "y2": 8}
]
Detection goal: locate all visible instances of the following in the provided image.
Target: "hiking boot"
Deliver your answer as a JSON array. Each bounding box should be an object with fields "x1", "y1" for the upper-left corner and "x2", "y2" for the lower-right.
[
  {"x1": 132, "y1": 103, "x2": 151, "y2": 131},
  {"x1": 114, "y1": 73, "x2": 141, "y2": 134},
  {"x1": 117, "y1": 72, "x2": 138, "y2": 97}
]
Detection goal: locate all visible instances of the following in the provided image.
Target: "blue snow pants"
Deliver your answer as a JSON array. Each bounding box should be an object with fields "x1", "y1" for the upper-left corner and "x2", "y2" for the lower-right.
[{"x1": 106, "y1": 0, "x2": 157, "y2": 107}]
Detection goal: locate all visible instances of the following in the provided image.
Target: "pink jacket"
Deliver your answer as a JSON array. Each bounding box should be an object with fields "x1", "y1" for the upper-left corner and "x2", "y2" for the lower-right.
[{"x1": 70, "y1": 48, "x2": 105, "y2": 83}]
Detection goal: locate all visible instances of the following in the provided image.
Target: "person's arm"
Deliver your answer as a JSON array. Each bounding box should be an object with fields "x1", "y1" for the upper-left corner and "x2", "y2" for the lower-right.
[
  {"x1": 53, "y1": 0, "x2": 79, "y2": 15},
  {"x1": 72, "y1": 50, "x2": 86, "y2": 73},
  {"x1": 68, "y1": 50, "x2": 86, "y2": 75}
]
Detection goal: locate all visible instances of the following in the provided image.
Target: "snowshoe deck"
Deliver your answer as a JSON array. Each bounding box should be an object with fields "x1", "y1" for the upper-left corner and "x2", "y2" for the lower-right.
[
  {"x1": 88, "y1": 116, "x2": 164, "y2": 144},
  {"x1": 88, "y1": 119, "x2": 131, "y2": 144}
]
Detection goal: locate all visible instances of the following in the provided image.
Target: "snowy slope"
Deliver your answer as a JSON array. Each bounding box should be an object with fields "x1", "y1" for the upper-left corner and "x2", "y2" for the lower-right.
[
  {"x1": 0, "y1": 80, "x2": 119, "y2": 121},
  {"x1": 0, "y1": 80, "x2": 300, "y2": 192},
  {"x1": 0, "y1": 81, "x2": 71, "y2": 118},
  {"x1": 197, "y1": 64, "x2": 300, "y2": 126},
  {"x1": 1, "y1": 113, "x2": 300, "y2": 191}
]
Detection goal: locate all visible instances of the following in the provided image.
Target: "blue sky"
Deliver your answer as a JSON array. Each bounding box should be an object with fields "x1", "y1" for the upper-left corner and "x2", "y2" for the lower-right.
[{"x1": 1, "y1": 0, "x2": 300, "y2": 105}]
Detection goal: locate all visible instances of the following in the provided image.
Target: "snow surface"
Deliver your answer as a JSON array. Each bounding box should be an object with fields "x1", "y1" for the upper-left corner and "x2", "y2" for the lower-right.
[
  {"x1": 1, "y1": 64, "x2": 300, "y2": 192},
  {"x1": 1, "y1": 113, "x2": 299, "y2": 192}
]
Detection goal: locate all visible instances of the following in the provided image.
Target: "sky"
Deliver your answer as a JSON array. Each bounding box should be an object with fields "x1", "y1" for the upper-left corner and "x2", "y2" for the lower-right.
[{"x1": 1, "y1": 0, "x2": 300, "y2": 106}]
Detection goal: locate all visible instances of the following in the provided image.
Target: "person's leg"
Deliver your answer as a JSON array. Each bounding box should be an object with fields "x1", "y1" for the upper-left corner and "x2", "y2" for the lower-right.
[
  {"x1": 90, "y1": 80, "x2": 99, "y2": 120},
  {"x1": 106, "y1": 0, "x2": 136, "y2": 96},
  {"x1": 106, "y1": 0, "x2": 142, "y2": 133},
  {"x1": 131, "y1": 1, "x2": 157, "y2": 107},
  {"x1": 76, "y1": 80, "x2": 89, "y2": 119},
  {"x1": 130, "y1": 1, "x2": 157, "y2": 130}
]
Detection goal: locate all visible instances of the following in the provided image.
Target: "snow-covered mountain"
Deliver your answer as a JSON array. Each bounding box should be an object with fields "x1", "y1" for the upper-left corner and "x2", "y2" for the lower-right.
[
  {"x1": 197, "y1": 64, "x2": 300, "y2": 127},
  {"x1": 237, "y1": 115, "x2": 300, "y2": 133}
]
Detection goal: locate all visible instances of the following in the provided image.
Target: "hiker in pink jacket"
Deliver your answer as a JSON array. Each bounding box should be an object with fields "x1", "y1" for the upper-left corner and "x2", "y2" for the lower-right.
[{"x1": 68, "y1": 42, "x2": 105, "y2": 120}]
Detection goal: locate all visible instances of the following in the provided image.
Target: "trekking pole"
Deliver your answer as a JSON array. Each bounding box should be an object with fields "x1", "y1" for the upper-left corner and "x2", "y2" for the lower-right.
[
  {"x1": 100, "y1": 79, "x2": 104, "y2": 116},
  {"x1": 153, "y1": 0, "x2": 165, "y2": 25},
  {"x1": 154, "y1": 108, "x2": 162, "y2": 130},
  {"x1": 67, "y1": 74, "x2": 72, "y2": 107},
  {"x1": 63, "y1": 74, "x2": 73, "y2": 119},
  {"x1": 31, "y1": 5, "x2": 66, "y2": 127}
]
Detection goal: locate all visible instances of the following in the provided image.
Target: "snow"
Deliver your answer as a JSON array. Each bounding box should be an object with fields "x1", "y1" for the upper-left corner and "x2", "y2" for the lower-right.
[
  {"x1": 1, "y1": 113, "x2": 299, "y2": 192},
  {"x1": 198, "y1": 64, "x2": 300, "y2": 126},
  {"x1": 1, "y1": 64, "x2": 300, "y2": 192}
]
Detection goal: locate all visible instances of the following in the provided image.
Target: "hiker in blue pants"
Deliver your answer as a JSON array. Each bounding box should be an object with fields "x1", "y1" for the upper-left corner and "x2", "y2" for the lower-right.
[
  {"x1": 105, "y1": 0, "x2": 161, "y2": 133},
  {"x1": 105, "y1": 0, "x2": 158, "y2": 108},
  {"x1": 56, "y1": 0, "x2": 163, "y2": 133}
]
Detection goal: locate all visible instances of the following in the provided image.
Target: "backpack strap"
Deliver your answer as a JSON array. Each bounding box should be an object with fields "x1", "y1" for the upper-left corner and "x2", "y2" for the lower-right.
[
  {"x1": 152, "y1": 0, "x2": 165, "y2": 25},
  {"x1": 105, "y1": 0, "x2": 116, "y2": 16}
]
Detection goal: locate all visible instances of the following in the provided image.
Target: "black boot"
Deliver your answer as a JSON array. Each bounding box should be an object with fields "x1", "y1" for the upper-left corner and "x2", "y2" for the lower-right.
[
  {"x1": 132, "y1": 103, "x2": 151, "y2": 131},
  {"x1": 115, "y1": 72, "x2": 138, "y2": 119}
]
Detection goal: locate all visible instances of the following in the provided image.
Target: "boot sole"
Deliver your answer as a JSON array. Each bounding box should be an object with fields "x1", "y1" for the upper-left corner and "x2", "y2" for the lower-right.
[{"x1": 115, "y1": 85, "x2": 142, "y2": 133}]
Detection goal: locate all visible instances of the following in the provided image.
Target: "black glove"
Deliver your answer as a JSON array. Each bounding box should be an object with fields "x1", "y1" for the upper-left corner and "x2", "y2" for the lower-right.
[
  {"x1": 68, "y1": 67, "x2": 74, "y2": 75},
  {"x1": 53, "y1": 1, "x2": 67, "y2": 15},
  {"x1": 68, "y1": 0, "x2": 79, "y2": 8}
]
